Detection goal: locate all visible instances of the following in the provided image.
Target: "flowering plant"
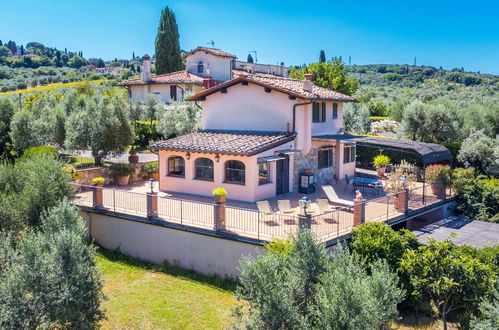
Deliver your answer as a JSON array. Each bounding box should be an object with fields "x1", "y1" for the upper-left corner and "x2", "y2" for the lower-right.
[{"x1": 425, "y1": 164, "x2": 452, "y2": 188}]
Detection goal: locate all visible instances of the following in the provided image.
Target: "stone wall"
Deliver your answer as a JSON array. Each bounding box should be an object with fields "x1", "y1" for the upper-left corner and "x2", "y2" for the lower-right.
[
  {"x1": 293, "y1": 148, "x2": 336, "y2": 191},
  {"x1": 76, "y1": 161, "x2": 156, "y2": 185}
]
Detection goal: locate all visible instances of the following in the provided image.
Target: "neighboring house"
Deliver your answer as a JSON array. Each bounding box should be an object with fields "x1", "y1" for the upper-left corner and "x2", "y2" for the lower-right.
[
  {"x1": 118, "y1": 47, "x2": 289, "y2": 103},
  {"x1": 150, "y1": 72, "x2": 358, "y2": 202}
]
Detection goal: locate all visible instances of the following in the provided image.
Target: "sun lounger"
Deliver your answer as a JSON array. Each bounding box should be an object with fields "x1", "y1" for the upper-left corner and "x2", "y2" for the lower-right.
[
  {"x1": 321, "y1": 185, "x2": 355, "y2": 207},
  {"x1": 316, "y1": 198, "x2": 333, "y2": 213},
  {"x1": 277, "y1": 200, "x2": 294, "y2": 214},
  {"x1": 256, "y1": 200, "x2": 275, "y2": 214}
]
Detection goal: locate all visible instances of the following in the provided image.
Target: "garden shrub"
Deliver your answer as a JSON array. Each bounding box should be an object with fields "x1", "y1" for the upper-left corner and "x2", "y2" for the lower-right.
[
  {"x1": 351, "y1": 222, "x2": 418, "y2": 270},
  {"x1": 452, "y1": 168, "x2": 499, "y2": 223},
  {"x1": 143, "y1": 161, "x2": 159, "y2": 174},
  {"x1": 234, "y1": 229, "x2": 405, "y2": 329},
  {"x1": 20, "y1": 145, "x2": 58, "y2": 161}
]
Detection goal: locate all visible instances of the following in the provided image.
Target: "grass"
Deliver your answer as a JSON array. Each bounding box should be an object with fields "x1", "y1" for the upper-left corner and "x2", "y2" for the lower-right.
[
  {"x1": 0, "y1": 79, "x2": 108, "y2": 95},
  {"x1": 64, "y1": 155, "x2": 96, "y2": 168},
  {"x1": 96, "y1": 247, "x2": 238, "y2": 329},
  {"x1": 95, "y1": 248, "x2": 444, "y2": 329}
]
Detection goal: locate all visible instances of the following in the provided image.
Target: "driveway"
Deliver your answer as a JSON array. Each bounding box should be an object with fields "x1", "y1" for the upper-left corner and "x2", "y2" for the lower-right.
[{"x1": 412, "y1": 216, "x2": 499, "y2": 248}]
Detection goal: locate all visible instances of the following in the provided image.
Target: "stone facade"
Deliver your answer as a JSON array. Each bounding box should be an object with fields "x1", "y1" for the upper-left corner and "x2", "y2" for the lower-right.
[{"x1": 293, "y1": 148, "x2": 336, "y2": 191}]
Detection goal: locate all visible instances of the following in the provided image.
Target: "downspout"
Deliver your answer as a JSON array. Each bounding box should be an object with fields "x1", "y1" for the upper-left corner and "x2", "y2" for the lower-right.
[{"x1": 292, "y1": 101, "x2": 312, "y2": 133}]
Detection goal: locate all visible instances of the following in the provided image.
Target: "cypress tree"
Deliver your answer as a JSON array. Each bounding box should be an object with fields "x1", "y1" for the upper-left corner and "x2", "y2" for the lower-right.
[
  {"x1": 132, "y1": 51, "x2": 135, "y2": 59},
  {"x1": 319, "y1": 50, "x2": 326, "y2": 63},
  {"x1": 155, "y1": 7, "x2": 183, "y2": 74},
  {"x1": 247, "y1": 54, "x2": 254, "y2": 63}
]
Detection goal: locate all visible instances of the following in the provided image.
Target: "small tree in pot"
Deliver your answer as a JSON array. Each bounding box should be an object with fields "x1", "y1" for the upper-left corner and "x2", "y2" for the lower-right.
[
  {"x1": 143, "y1": 161, "x2": 159, "y2": 181},
  {"x1": 212, "y1": 187, "x2": 227, "y2": 203},
  {"x1": 110, "y1": 163, "x2": 134, "y2": 186},
  {"x1": 386, "y1": 167, "x2": 416, "y2": 211},
  {"x1": 425, "y1": 164, "x2": 452, "y2": 198},
  {"x1": 373, "y1": 154, "x2": 390, "y2": 176}
]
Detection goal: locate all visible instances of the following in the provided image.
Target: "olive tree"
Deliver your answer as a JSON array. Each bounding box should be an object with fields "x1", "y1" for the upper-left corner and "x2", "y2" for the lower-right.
[
  {"x1": 0, "y1": 154, "x2": 73, "y2": 233},
  {"x1": 65, "y1": 95, "x2": 134, "y2": 165},
  {"x1": 0, "y1": 201, "x2": 105, "y2": 328},
  {"x1": 458, "y1": 130, "x2": 499, "y2": 176},
  {"x1": 156, "y1": 101, "x2": 201, "y2": 139},
  {"x1": 471, "y1": 283, "x2": 499, "y2": 330},
  {"x1": 234, "y1": 229, "x2": 404, "y2": 329},
  {"x1": 343, "y1": 102, "x2": 371, "y2": 134}
]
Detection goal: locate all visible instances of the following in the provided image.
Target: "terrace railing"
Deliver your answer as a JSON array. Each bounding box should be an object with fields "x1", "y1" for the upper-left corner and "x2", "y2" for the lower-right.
[{"x1": 71, "y1": 183, "x2": 453, "y2": 243}]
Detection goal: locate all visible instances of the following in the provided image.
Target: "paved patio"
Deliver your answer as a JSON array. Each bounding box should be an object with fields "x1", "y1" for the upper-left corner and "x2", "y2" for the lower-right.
[{"x1": 73, "y1": 178, "x2": 447, "y2": 243}]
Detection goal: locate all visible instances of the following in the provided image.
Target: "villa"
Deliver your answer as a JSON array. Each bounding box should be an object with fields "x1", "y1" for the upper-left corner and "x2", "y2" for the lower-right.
[
  {"x1": 150, "y1": 71, "x2": 358, "y2": 202},
  {"x1": 117, "y1": 46, "x2": 289, "y2": 103}
]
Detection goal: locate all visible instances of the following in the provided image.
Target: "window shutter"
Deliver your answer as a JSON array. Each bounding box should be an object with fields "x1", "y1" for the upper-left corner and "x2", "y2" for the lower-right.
[
  {"x1": 333, "y1": 103, "x2": 338, "y2": 119},
  {"x1": 312, "y1": 103, "x2": 319, "y2": 122},
  {"x1": 351, "y1": 146, "x2": 356, "y2": 163},
  {"x1": 321, "y1": 102, "x2": 326, "y2": 122},
  {"x1": 328, "y1": 149, "x2": 333, "y2": 167}
]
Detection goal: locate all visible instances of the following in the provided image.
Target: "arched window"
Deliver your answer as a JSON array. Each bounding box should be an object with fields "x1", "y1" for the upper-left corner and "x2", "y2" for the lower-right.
[
  {"x1": 197, "y1": 61, "x2": 204, "y2": 74},
  {"x1": 168, "y1": 156, "x2": 185, "y2": 177},
  {"x1": 195, "y1": 158, "x2": 214, "y2": 181},
  {"x1": 225, "y1": 160, "x2": 245, "y2": 184}
]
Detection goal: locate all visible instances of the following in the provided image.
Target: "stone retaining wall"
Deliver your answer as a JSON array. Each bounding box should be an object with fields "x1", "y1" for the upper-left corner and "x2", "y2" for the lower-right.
[{"x1": 76, "y1": 161, "x2": 156, "y2": 185}]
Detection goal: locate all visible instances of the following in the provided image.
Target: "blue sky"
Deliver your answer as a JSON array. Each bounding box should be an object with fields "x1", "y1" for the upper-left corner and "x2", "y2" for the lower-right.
[{"x1": 2, "y1": 0, "x2": 499, "y2": 74}]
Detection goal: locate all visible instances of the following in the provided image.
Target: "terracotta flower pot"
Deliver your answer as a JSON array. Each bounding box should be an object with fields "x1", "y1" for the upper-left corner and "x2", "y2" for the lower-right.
[
  {"x1": 431, "y1": 182, "x2": 444, "y2": 198},
  {"x1": 151, "y1": 172, "x2": 159, "y2": 181},
  {"x1": 377, "y1": 167, "x2": 386, "y2": 176},
  {"x1": 117, "y1": 175, "x2": 130, "y2": 186},
  {"x1": 214, "y1": 195, "x2": 226, "y2": 204},
  {"x1": 128, "y1": 151, "x2": 139, "y2": 163}
]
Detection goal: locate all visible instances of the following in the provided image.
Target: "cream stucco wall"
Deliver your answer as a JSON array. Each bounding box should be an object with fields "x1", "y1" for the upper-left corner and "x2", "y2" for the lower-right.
[
  {"x1": 311, "y1": 101, "x2": 344, "y2": 136},
  {"x1": 130, "y1": 84, "x2": 202, "y2": 103},
  {"x1": 158, "y1": 140, "x2": 295, "y2": 202},
  {"x1": 185, "y1": 52, "x2": 233, "y2": 82},
  {"x1": 202, "y1": 83, "x2": 296, "y2": 133},
  {"x1": 81, "y1": 210, "x2": 265, "y2": 278}
]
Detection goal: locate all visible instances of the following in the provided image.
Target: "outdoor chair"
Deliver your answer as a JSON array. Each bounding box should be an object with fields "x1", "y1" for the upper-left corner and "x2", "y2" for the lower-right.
[
  {"x1": 316, "y1": 199, "x2": 337, "y2": 223},
  {"x1": 277, "y1": 200, "x2": 294, "y2": 214},
  {"x1": 256, "y1": 200, "x2": 275, "y2": 214},
  {"x1": 256, "y1": 200, "x2": 279, "y2": 226},
  {"x1": 316, "y1": 198, "x2": 332, "y2": 213},
  {"x1": 321, "y1": 185, "x2": 355, "y2": 207}
]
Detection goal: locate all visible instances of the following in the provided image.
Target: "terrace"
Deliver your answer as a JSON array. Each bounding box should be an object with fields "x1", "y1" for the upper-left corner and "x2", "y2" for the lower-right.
[{"x1": 72, "y1": 177, "x2": 453, "y2": 244}]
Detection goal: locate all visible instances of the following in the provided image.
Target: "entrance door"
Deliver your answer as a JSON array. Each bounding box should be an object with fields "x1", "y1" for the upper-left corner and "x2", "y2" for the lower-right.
[
  {"x1": 275, "y1": 155, "x2": 290, "y2": 195},
  {"x1": 170, "y1": 85, "x2": 177, "y2": 101}
]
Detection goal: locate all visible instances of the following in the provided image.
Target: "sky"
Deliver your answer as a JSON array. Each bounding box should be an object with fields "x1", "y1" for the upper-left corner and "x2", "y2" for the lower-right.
[{"x1": 2, "y1": 0, "x2": 499, "y2": 74}]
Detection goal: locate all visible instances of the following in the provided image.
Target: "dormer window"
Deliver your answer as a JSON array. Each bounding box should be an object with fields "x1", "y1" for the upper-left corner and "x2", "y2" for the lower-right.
[{"x1": 197, "y1": 61, "x2": 204, "y2": 74}]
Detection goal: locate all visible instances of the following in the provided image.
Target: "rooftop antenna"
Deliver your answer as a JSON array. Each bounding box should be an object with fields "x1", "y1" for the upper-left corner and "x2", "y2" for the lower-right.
[
  {"x1": 248, "y1": 50, "x2": 258, "y2": 62},
  {"x1": 206, "y1": 40, "x2": 215, "y2": 48}
]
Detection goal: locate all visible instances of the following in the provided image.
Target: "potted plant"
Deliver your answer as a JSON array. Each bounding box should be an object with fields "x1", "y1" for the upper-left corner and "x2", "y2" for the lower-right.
[
  {"x1": 91, "y1": 177, "x2": 106, "y2": 186},
  {"x1": 373, "y1": 154, "x2": 390, "y2": 176},
  {"x1": 143, "y1": 161, "x2": 159, "y2": 181},
  {"x1": 386, "y1": 167, "x2": 416, "y2": 211},
  {"x1": 212, "y1": 187, "x2": 227, "y2": 203},
  {"x1": 111, "y1": 163, "x2": 134, "y2": 186},
  {"x1": 425, "y1": 164, "x2": 452, "y2": 198}
]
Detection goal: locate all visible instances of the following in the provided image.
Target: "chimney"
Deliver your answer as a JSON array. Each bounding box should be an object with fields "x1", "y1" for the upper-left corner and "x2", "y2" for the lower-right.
[
  {"x1": 141, "y1": 54, "x2": 151, "y2": 81},
  {"x1": 303, "y1": 73, "x2": 313, "y2": 92}
]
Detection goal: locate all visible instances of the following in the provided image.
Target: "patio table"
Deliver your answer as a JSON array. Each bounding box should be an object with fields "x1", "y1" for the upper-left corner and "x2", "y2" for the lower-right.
[{"x1": 353, "y1": 177, "x2": 383, "y2": 194}]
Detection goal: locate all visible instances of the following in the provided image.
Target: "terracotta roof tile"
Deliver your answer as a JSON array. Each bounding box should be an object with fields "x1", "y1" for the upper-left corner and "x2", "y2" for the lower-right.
[
  {"x1": 117, "y1": 70, "x2": 205, "y2": 86},
  {"x1": 150, "y1": 130, "x2": 296, "y2": 155},
  {"x1": 182, "y1": 47, "x2": 236, "y2": 59},
  {"x1": 190, "y1": 72, "x2": 357, "y2": 102}
]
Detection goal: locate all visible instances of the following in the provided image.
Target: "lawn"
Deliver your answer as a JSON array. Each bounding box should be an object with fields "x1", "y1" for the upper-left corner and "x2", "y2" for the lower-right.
[
  {"x1": 96, "y1": 248, "x2": 444, "y2": 329},
  {"x1": 96, "y1": 248, "x2": 238, "y2": 329}
]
